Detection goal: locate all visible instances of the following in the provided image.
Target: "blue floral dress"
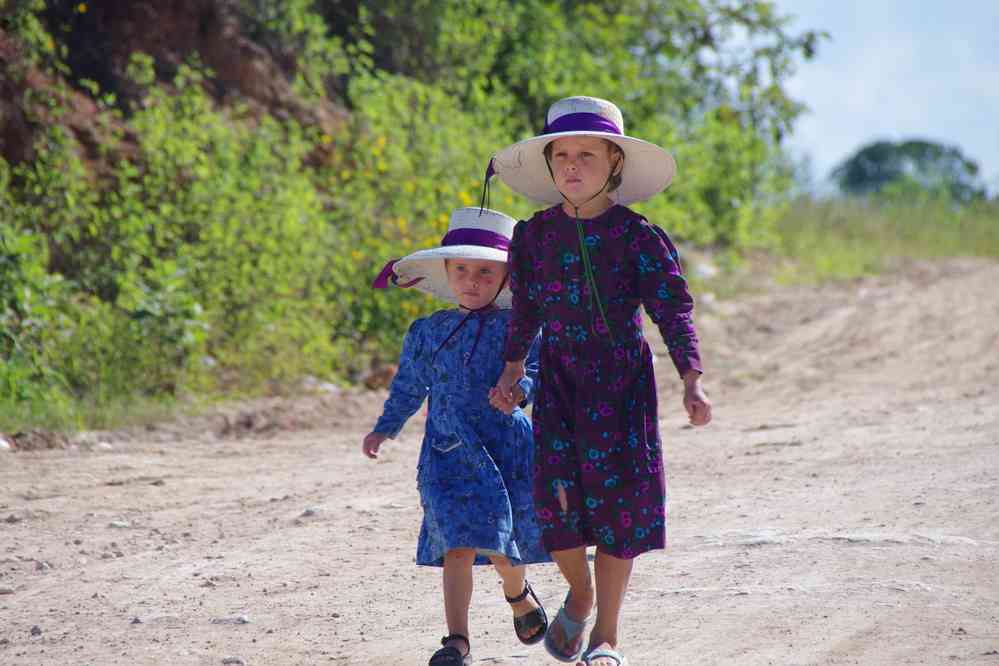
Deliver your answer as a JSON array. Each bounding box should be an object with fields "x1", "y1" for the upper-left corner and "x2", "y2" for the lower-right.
[{"x1": 374, "y1": 308, "x2": 550, "y2": 567}]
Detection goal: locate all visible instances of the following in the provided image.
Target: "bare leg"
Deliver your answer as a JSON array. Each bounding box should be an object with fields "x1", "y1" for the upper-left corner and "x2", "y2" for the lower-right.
[
  {"x1": 547, "y1": 545, "x2": 595, "y2": 657},
  {"x1": 583, "y1": 549, "x2": 634, "y2": 665},
  {"x1": 489, "y1": 556, "x2": 544, "y2": 641},
  {"x1": 442, "y1": 548, "x2": 475, "y2": 656}
]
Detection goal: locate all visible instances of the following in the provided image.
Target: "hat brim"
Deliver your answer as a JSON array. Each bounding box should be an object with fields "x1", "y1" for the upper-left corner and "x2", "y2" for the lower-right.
[
  {"x1": 492, "y1": 131, "x2": 676, "y2": 206},
  {"x1": 391, "y1": 245, "x2": 512, "y2": 308}
]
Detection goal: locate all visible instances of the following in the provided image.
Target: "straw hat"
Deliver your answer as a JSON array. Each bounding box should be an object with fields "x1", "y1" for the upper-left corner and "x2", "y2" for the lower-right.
[
  {"x1": 372, "y1": 207, "x2": 515, "y2": 307},
  {"x1": 489, "y1": 96, "x2": 676, "y2": 205}
]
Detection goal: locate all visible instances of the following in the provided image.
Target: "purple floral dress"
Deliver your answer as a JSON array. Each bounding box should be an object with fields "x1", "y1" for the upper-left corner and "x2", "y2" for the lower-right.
[{"x1": 503, "y1": 204, "x2": 702, "y2": 559}]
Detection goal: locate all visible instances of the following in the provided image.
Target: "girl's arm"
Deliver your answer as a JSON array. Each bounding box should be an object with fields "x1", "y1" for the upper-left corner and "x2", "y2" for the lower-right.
[
  {"x1": 497, "y1": 219, "x2": 542, "y2": 401},
  {"x1": 635, "y1": 220, "x2": 703, "y2": 378},
  {"x1": 371, "y1": 319, "x2": 431, "y2": 438},
  {"x1": 503, "y1": 219, "x2": 543, "y2": 363},
  {"x1": 635, "y1": 220, "x2": 711, "y2": 425}
]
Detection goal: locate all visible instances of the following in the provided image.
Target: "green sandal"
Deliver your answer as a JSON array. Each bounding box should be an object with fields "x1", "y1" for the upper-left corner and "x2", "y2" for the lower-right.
[
  {"x1": 543, "y1": 593, "x2": 591, "y2": 662},
  {"x1": 583, "y1": 646, "x2": 629, "y2": 666}
]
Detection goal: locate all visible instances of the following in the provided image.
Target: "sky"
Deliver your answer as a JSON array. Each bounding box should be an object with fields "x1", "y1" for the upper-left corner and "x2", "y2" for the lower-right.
[{"x1": 773, "y1": 0, "x2": 999, "y2": 194}]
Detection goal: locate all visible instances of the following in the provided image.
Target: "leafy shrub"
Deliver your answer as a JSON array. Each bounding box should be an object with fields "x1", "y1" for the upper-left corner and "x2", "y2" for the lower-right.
[{"x1": 1, "y1": 0, "x2": 827, "y2": 427}]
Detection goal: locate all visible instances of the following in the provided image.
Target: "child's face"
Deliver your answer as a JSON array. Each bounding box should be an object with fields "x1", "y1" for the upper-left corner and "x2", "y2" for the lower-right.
[
  {"x1": 445, "y1": 258, "x2": 508, "y2": 310},
  {"x1": 547, "y1": 136, "x2": 621, "y2": 204}
]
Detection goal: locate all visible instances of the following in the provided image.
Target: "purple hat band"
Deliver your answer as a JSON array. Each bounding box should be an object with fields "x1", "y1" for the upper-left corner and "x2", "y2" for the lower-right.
[
  {"x1": 440, "y1": 228, "x2": 510, "y2": 252},
  {"x1": 542, "y1": 112, "x2": 622, "y2": 136},
  {"x1": 372, "y1": 228, "x2": 510, "y2": 290}
]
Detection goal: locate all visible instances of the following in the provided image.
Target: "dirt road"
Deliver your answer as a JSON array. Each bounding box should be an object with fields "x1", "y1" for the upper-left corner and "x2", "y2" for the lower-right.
[{"x1": 2, "y1": 258, "x2": 997, "y2": 665}]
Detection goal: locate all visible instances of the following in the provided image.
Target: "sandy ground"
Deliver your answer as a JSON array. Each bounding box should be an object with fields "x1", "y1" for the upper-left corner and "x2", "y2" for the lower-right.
[{"x1": 2, "y1": 258, "x2": 998, "y2": 666}]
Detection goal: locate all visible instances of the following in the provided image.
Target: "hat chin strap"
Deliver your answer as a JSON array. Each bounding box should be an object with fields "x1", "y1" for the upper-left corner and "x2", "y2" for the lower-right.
[
  {"x1": 543, "y1": 154, "x2": 622, "y2": 215},
  {"x1": 544, "y1": 157, "x2": 620, "y2": 345},
  {"x1": 432, "y1": 272, "x2": 509, "y2": 365}
]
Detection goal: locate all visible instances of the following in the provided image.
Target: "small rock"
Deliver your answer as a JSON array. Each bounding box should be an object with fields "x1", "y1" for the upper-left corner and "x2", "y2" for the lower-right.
[
  {"x1": 131, "y1": 617, "x2": 142, "y2": 625},
  {"x1": 108, "y1": 520, "x2": 130, "y2": 529},
  {"x1": 4, "y1": 514, "x2": 21, "y2": 524},
  {"x1": 0, "y1": 437, "x2": 12, "y2": 452},
  {"x1": 35, "y1": 560, "x2": 52, "y2": 571},
  {"x1": 211, "y1": 615, "x2": 250, "y2": 625},
  {"x1": 0, "y1": 586, "x2": 14, "y2": 595},
  {"x1": 300, "y1": 507, "x2": 319, "y2": 517},
  {"x1": 12, "y1": 430, "x2": 68, "y2": 451},
  {"x1": 96, "y1": 441, "x2": 114, "y2": 452},
  {"x1": 222, "y1": 658, "x2": 246, "y2": 665},
  {"x1": 30, "y1": 625, "x2": 42, "y2": 637},
  {"x1": 693, "y1": 259, "x2": 719, "y2": 279},
  {"x1": 150, "y1": 479, "x2": 166, "y2": 486}
]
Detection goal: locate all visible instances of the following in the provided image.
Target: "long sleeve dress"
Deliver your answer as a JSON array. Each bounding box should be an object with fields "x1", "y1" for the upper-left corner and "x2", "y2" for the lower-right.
[
  {"x1": 374, "y1": 308, "x2": 550, "y2": 567},
  {"x1": 502, "y1": 204, "x2": 702, "y2": 559}
]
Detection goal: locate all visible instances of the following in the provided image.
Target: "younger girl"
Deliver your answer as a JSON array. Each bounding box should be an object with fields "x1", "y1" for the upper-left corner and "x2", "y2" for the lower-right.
[
  {"x1": 489, "y1": 97, "x2": 713, "y2": 666},
  {"x1": 365, "y1": 207, "x2": 550, "y2": 665}
]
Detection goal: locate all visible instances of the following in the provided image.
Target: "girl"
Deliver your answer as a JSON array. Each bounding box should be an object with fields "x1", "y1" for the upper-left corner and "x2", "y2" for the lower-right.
[
  {"x1": 488, "y1": 96, "x2": 713, "y2": 666},
  {"x1": 366, "y1": 207, "x2": 550, "y2": 666}
]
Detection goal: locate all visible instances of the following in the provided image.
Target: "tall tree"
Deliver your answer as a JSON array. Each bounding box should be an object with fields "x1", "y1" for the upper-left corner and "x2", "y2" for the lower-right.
[{"x1": 832, "y1": 139, "x2": 987, "y2": 203}]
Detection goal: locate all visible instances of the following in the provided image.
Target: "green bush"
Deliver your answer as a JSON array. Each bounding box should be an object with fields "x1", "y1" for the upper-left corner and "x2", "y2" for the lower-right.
[{"x1": 0, "y1": 0, "x2": 830, "y2": 428}]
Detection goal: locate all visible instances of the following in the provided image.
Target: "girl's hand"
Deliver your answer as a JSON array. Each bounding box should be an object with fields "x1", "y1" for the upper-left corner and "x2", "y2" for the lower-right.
[
  {"x1": 493, "y1": 361, "x2": 526, "y2": 403},
  {"x1": 362, "y1": 432, "x2": 389, "y2": 459},
  {"x1": 489, "y1": 385, "x2": 525, "y2": 415},
  {"x1": 682, "y1": 371, "x2": 712, "y2": 426}
]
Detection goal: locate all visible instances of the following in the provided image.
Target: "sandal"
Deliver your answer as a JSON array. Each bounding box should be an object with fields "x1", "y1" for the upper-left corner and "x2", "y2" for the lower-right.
[
  {"x1": 583, "y1": 646, "x2": 629, "y2": 665},
  {"x1": 504, "y1": 580, "x2": 548, "y2": 645},
  {"x1": 543, "y1": 592, "x2": 592, "y2": 662},
  {"x1": 429, "y1": 633, "x2": 471, "y2": 666}
]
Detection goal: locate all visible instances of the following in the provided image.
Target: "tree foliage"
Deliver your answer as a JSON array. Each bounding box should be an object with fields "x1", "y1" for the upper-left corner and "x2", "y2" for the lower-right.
[{"x1": 0, "y1": 0, "x2": 823, "y2": 420}]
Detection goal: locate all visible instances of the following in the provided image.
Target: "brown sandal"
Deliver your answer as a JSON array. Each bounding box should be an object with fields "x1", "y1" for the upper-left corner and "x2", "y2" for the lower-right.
[
  {"x1": 505, "y1": 581, "x2": 548, "y2": 645},
  {"x1": 429, "y1": 633, "x2": 471, "y2": 665}
]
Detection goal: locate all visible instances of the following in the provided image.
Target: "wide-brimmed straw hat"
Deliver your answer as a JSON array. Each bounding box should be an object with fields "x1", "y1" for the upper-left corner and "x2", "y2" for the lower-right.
[
  {"x1": 488, "y1": 96, "x2": 676, "y2": 206},
  {"x1": 372, "y1": 207, "x2": 515, "y2": 307}
]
